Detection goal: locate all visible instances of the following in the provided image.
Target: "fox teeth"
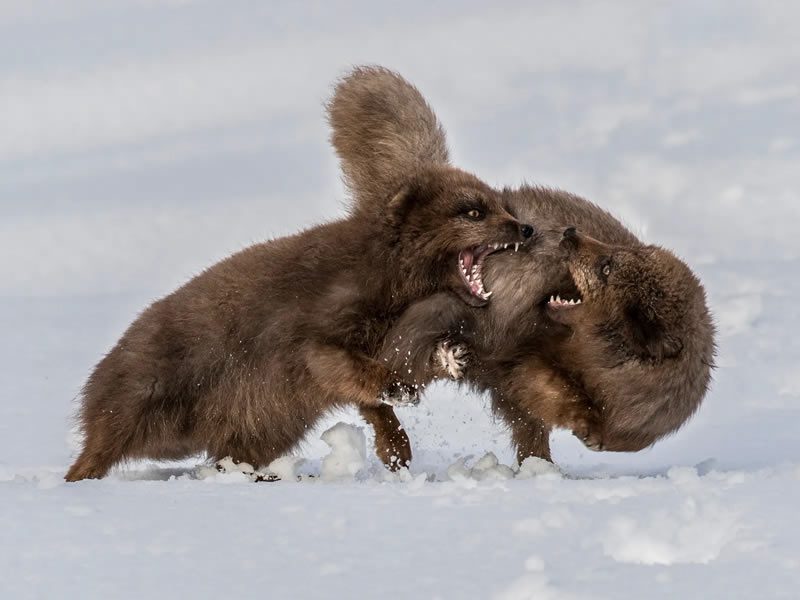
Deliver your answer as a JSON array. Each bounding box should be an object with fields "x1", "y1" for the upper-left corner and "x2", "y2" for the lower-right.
[
  {"x1": 515, "y1": 242, "x2": 520, "y2": 252},
  {"x1": 548, "y1": 295, "x2": 583, "y2": 306}
]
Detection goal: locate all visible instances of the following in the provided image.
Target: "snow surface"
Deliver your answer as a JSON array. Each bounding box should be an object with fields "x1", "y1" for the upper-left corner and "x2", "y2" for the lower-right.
[{"x1": 2, "y1": 2, "x2": 800, "y2": 599}]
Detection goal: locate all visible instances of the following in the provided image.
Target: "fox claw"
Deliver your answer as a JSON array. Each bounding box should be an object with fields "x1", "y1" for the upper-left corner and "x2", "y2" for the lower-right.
[
  {"x1": 380, "y1": 381, "x2": 420, "y2": 407},
  {"x1": 435, "y1": 341, "x2": 469, "y2": 380}
]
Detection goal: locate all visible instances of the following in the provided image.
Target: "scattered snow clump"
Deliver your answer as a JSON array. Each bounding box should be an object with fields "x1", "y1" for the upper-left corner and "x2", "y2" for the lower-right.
[
  {"x1": 516, "y1": 456, "x2": 563, "y2": 479},
  {"x1": 265, "y1": 456, "x2": 306, "y2": 482},
  {"x1": 447, "y1": 453, "x2": 515, "y2": 481},
  {"x1": 321, "y1": 422, "x2": 366, "y2": 482}
]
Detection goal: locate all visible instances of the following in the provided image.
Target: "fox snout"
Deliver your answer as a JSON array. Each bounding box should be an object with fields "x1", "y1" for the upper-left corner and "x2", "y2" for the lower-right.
[
  {"x1": 560, "y1": 227, "x2": 611, "y2": 257},
  {"x1": 493, "y1": 214, "x2": 535, "y2": 243},
  {"x1": 561, "y1": 226, "x2": 579, "y2": 250},
  {"x1": 509, "y1": 220, "x2": 535, "y2": 242},
  {"x1": 484, "y1": 211, "x2": 536, "y2": 245},
  {"x1": 561, "y1": 226, "x2": 606, "y2": 255}
]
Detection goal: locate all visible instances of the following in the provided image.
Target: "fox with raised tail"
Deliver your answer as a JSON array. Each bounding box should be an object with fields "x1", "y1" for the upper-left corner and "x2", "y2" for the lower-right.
[
  {"x1": 65, "y1": 70, "x2": 535, "y2": 481},
  {"x1": 329, "y1": 66, "x2": 715, "y2": 465}
]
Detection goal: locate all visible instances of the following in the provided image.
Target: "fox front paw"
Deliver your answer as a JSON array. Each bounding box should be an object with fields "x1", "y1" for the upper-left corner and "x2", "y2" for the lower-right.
[
  {"x1": 572, "y1": 416, "x2": 605, "y2": 451},
  {"x1": 380, "y1": 381, "x2": 420, "y2": 407},
  {"x1": 435, "y1": 341, "x2": 469, "y2": 380},
  {"x1": 376, "y1": 431, "x2": 412, "y2": 472}
]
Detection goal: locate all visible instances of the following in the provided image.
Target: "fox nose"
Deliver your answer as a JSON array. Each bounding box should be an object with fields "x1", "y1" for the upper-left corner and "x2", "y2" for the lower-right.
[
  {"x1": 561, "y1": 226, "x2": 579, "y2": 250},
  {"x1": 520, "y1": 224, "x2": 534, "y2": 239}
]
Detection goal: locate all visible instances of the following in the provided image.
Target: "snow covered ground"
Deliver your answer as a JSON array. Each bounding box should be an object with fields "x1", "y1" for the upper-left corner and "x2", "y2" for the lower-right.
[{"x1": 2, "y1": 2, "x2": 799, "y2": 599}]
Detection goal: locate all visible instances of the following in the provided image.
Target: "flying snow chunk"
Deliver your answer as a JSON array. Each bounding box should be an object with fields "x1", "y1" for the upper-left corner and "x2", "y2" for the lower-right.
[{"x1": 320, "y1": 422, "x2": 366, "y2": 482}]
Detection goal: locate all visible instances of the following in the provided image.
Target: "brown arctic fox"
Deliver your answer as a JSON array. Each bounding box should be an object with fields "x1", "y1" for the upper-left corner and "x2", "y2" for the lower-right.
[
  {"x1": 65, "y1": 82, "x2": 534, "y2": 482},
  {"x1": 514, "y1": 226, "x2": 713, "y2": 453},
  {"x1": 379, "y1": 224, "x2": 715, "y2": 460},
  {"x1": 329, "y1": 66, "x2": 715, "y2": 465}
]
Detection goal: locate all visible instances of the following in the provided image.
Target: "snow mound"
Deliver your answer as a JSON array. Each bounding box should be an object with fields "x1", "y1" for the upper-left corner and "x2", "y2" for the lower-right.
[
  {"x1": 447, "y1": 452, "x2": 515, "y2": 481},
  {"x1": 447, "y1": 453, "x2": 563, "y2": 482},
  {"x1": 320, "y1": 422, "x2": 366, "y2": 482},
  {"x1": 265, "y1": 456, "x2": 306, "y2": 481},
  {"x1": 494, "y1": 556, "x2": 572, "y2": 600},
  {"x1": 512, "y1": 508, "x2": 575, "y2": 537},
  {"x1": 602, "y1": 496, "x2": 740, "y2": 565},
  {"x1": 516, "y1": 456, "x2": 563, "y2": 479}
]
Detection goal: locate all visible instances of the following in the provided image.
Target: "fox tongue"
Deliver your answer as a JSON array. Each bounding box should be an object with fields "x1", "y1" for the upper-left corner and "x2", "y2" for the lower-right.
[{"x1": 460, "y1": 250, "x2": 475, "y2": 273}]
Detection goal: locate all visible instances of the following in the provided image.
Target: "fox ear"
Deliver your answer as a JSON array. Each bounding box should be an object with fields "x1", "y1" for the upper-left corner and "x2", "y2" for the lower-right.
[
  {"x1": 626, "y1": 305, "x2": 683, "y2": 361},
  {"x1": 385, "y1": 185, "x2": 421, "y2": 230}
]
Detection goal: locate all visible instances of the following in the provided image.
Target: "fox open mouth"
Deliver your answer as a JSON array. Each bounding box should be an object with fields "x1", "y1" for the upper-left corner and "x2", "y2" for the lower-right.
[
  {"x1": 458, "y1": 242, "x2": 522, "y2": 301},
  {"x1": 547, "y1": 293, "x2": 583, "y2": 309},
  {"x1": 544, "y1": 271, "x2": 584, "y2": 314}
]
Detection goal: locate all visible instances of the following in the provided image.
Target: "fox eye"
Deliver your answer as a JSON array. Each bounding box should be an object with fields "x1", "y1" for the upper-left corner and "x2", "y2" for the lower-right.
[
  {"x1": 465, "y1": 209, "x2": 484, "y2": 220},
  {"x1": 597, "y1": 259, "x2": 612, "y2": 280}
]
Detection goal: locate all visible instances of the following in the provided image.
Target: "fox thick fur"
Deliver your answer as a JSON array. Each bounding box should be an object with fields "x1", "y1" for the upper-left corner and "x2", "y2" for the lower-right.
[
  {"x1": 330, "y1": 66, "x2": 715, "y2": 465},
  {"x1": 65, "y1": 78, "x2": 533, "y2": 481}
]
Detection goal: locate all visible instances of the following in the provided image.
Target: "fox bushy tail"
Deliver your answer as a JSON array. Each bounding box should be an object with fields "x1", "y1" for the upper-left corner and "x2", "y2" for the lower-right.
[{"x1": 327, "y1": 66, "x2": 450, "y2": 217}]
